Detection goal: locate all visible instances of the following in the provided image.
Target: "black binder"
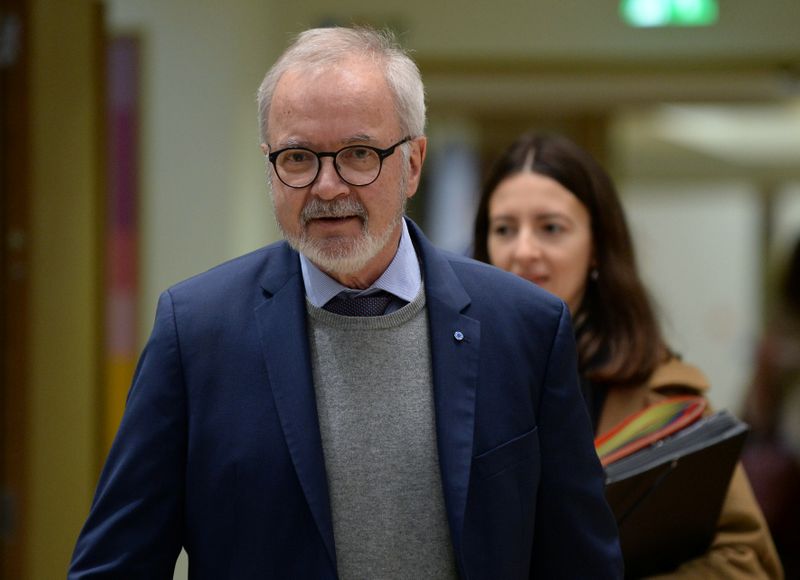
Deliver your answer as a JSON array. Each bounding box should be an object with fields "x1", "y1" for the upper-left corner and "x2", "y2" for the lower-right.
[{"x1": 604, "y1": 410, "x2": 749, "y2": 578}]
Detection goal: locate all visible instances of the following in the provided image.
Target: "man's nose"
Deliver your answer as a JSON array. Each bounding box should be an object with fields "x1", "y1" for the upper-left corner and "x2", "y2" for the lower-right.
[{"x1": 311, "y1": 157, "x2": 349, "y2": 200}]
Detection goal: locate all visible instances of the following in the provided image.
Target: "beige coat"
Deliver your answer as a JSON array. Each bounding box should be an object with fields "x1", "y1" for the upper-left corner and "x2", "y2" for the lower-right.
[{"x1": 597, "y1": 358, "x2": 784, "y2": 579}]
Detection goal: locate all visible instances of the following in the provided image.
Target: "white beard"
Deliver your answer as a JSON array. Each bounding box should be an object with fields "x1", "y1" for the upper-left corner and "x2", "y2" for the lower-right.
[
  {"x1": 291, "y1": 196, "x2": 404, "y2": 275},
  {"x1": 271, "y1": 164, "x2": 409, "y2": 276}
]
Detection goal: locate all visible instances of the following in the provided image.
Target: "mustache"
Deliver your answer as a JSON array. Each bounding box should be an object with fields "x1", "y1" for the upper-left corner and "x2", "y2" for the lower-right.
[{"x1": 301, "y1": 197, "x2": 367, "y2": 224}]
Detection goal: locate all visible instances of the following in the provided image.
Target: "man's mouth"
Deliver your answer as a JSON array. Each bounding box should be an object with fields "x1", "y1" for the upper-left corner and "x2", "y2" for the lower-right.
[
  {"x1": 301, "y1": 198, "x2": 368, "y2": 226},
  {"x1": 308, "y1": 215, "x2": 360, "y2": 224}
]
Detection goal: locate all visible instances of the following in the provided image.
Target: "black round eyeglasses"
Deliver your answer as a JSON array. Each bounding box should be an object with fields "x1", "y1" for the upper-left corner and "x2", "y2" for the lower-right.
[{"x1": 267, "y1": 137, "x2": 411, "y2": 189}]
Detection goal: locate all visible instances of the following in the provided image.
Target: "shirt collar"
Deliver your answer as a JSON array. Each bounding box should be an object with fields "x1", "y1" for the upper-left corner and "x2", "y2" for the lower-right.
[{"x1": 300, "y1": 219, "x2": 422, "y2": 308}]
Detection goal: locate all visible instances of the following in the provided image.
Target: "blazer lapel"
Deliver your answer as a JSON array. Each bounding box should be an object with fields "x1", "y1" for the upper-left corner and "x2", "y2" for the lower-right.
[
  {"x1": 253, "y1": 244, "x2": 336, "y2": 569},
  {"x1": 408, "y1": 220, "x2": 480, "y2": 563}
]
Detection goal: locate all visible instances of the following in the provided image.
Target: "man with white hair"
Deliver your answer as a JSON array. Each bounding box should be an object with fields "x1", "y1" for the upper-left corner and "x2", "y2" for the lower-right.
[{"x1": 70, "y1": 26, "x2": 622, "y2": 579}]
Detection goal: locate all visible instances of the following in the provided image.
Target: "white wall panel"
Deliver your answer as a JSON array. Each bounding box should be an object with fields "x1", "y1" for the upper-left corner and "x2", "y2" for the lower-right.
[{"x1": 622, "y1": 182, "x2": 761, "y2": 412}]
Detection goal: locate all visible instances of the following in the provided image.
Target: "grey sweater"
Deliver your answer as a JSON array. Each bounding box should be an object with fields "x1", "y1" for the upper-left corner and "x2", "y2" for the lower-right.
[{"x1": 306, "y1": 288, "x2": 457, "y2": 579}]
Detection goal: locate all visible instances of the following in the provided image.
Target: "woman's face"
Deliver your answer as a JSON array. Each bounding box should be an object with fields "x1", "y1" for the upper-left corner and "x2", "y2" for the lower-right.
[{"x1": 487, "y1": 172, "x2": 593, "y2": 313}]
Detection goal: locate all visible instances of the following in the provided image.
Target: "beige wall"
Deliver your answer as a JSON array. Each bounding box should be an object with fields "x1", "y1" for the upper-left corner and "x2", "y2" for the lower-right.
[
  {"x1": 107, "y1": 0, "x2": 281, "y2": 340},
  {"x1": 28, "y1": 1, "x2": 102, "y2": 578}
]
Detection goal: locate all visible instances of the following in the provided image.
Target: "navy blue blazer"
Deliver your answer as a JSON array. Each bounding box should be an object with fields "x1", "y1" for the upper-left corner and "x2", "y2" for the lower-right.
[{"x1": 69, "y1": 220, "x2": 622, "y2": 579}]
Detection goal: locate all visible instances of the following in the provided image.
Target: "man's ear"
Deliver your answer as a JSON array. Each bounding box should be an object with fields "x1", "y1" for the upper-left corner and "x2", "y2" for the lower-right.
[
  {"x1": 405, "y1": 136, "x2": 427, "y2": 199},
  {"x1": 260, "y1": 143, "x2": 268, "y2": 155}
]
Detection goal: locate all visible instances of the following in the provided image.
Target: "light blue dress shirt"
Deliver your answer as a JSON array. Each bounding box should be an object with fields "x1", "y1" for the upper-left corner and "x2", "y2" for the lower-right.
[{"x1": 299, "y1": 219, "x2": 422, "y2": 313}]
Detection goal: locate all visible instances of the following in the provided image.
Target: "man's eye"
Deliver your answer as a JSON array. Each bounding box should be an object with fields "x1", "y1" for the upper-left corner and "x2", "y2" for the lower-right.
[
  {"x1": 340, "y1": 147, "x2": 374, "y2": 163},
  {"x1": 284, "y1": 150, "x2": 313, "y2": 164}
]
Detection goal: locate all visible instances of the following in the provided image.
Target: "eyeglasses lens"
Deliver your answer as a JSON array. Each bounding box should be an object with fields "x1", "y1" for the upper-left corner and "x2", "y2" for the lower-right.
[{"x1": 275, "y1": 146, "x2": 380, "y2": 188}]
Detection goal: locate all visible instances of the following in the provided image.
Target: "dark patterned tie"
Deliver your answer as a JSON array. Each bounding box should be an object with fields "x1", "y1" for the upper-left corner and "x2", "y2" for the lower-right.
[{"x1": 323, "y1": 291, "x2": 392, "y2": 317}]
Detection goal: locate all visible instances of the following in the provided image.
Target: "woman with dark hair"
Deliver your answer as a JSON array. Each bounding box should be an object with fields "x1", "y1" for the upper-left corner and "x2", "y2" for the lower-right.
[{"x1": 474, "y1": 131, "x2": 782, "y2": 578}]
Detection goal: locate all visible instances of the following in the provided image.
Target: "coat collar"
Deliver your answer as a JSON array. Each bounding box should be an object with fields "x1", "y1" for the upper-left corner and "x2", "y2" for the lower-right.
[
  {"x1": 407, "y1": 219, "x2": 480, "y2": 567},
  {"x1": 254, "y1": 244, "x2": 337, "y2": 566},
  {"x1": 597, "y1": 357, "x2": 710, "y2": 437}
]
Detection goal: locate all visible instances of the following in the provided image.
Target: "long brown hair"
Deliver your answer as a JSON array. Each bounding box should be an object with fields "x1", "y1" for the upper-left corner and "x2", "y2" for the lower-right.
[{"x1": 474, "y1": 132, "x2": 670, "y2": 386}]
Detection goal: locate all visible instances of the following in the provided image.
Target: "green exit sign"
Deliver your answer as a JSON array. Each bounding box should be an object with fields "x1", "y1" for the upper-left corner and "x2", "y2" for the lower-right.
[{"x1": 621, "y1": 0, "x2": 719, "y2": 27}]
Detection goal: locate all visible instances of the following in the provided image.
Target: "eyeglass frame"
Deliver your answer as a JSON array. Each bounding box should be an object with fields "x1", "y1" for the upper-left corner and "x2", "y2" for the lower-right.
[{"x1": 266, "y1": 136, "x2": 412, "y2": 189}]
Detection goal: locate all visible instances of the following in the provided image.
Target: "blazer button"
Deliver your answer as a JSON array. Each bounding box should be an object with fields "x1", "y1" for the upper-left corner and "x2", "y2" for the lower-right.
[{"x1": 453, "y1": 330, "x2": 464, "y2": 342}]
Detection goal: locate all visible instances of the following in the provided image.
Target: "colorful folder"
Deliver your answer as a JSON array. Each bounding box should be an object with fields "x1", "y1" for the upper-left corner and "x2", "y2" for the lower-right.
[{"x1": 595, "y1": 396, "x2": 707, "y2": 466}]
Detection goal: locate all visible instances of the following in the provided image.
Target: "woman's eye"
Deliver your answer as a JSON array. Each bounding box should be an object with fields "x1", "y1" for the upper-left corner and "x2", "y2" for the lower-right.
[
  {"x1": 542, "y1": 222, "x2": 565, "y2": 235},
  {"x1": 491, "y1": 224, "x2": 514, "y2": 237}
]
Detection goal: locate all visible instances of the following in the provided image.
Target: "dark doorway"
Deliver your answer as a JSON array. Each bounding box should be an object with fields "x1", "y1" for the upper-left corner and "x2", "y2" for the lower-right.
[{"x1": 1, "y1": 1, "x2": 29, "y2": 578}]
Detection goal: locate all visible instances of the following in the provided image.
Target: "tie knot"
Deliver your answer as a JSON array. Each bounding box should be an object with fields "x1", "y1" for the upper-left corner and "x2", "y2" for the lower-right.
[{"x1": 323, "y1": 291, "x2": 393, "y2": 317}]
